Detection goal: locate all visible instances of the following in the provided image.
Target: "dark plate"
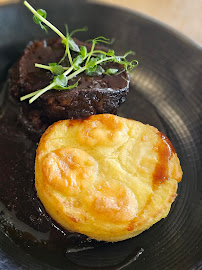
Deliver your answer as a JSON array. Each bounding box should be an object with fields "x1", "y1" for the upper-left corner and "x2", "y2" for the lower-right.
[{"x1": 0, "y1": 0, "x2": 202, "y2": 269}]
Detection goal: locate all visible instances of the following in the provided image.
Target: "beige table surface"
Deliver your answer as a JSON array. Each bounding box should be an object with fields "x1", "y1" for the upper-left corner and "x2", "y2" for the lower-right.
[{"x1": 0, "y1": 0, "x2": 201, "y2": 46}]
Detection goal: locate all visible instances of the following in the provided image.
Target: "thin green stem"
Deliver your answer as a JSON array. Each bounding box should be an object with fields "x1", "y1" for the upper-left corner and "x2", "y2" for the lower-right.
[
  {"x1": 21, "y1": 66, "x2": 83, "y2": 103},
  {"x1": 63, "y1": 65, "x2": 75, "y2": 76},
  {"x1": 29, "y1": 82, "x2": 56, "y2": 104},
  {"x1": 35, "y1": 63, "x2": 70, "y2": 70},
  {"x1": 20, "y1": 89, "x2": 41, "y2": 101},
  {"x1": 85, "y1": 42, "x2": 96, "y2": 65},
  {"x1": 58, "y1": 25, "x2": 73, "y2": 65},
  {"x1": 35, "y1": 63, "x2": 51, "y2": 70},
  {"x1": 62, "y1": 53, "x2": 89, "y2": 76},
  {"x1": 66, "y1": 41, "x2": 73, "y2": 66},
  {"x1": 27, "y1": 67, "x2": 85, "y2": 103},
  {"x1": 69, "y1": 26, "x2": 88, "y2": 37},
  {"x1": 66, "y1": 66, "x2": 86, "y2": 80},
  {"x1": 24, "y1": 1, "x2": 66, "y2": 41},
  {"x1": 94, "y1": 56, "x2": 114, "y2": 66},
  {"x1": 92, "y1": 50, "x2": 110, "y2": 55},
  {"x1": 123, "y1": 51, "x2": 135, "y2": 57}
]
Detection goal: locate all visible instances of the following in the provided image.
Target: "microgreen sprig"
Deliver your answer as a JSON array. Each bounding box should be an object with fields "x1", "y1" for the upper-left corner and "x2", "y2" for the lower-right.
[
  {"x1": 24, "y1": 1, "x2": 66, "y2": 40},
  {"x1": 21, "y1": 1, "x2": 138, "y2": 104}
]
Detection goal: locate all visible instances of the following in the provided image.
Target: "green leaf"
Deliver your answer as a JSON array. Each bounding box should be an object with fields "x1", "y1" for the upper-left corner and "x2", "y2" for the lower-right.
[
  {"x1": 53, "y1": 74, "x2": 68, "y2": 88},
  {"x1": 106, "y1": 49, "x2": 115, "y2": 56},
  {"x1": 68, "y1": 37, "x2": 80, "y2": 52},
  {"x1": 73, "y1": 55, "x2": 84, "y2": 70},
  {"x1": 112, "y1": 56, "x2": 121, "y2": 63},
  {"x1": 86, "y1": 57, "x2": 99, "y2": 68},
  {"x1": 85, "y1": 65, "x2": 97, "y2": 75},
  {"x1": 54, "y1": 79, "x2": 80, "y2": 90},
  {"x1": 33, "y1": 9, "x2": 48, "y2": 32},
  {"x1": 80, "y1": 46, "x2": 87, "y2": 58},
  {"x1": 105, "y1": 68, "x2": 118, "y2": 75},
  {"x1": 96, "y1": 54, "x2": 105, "y2": 60},
  {"x1": 33, "y1": 9, "x2": 47, "y2": 22},
  {"x1": 49, "y1": 63, "x2": 64, "y2": 75},
  {"x1": 48, "y1": 63, "x2": 57, "y2": 66},
  {"x1": 86, "y1": 65, "x2": 105, "y2": 76}
]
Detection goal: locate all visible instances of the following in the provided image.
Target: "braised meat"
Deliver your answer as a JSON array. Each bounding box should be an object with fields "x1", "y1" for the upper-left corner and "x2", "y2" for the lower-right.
[{"x1": 9, "y1": 38, "x2": 130, "y2": 131}]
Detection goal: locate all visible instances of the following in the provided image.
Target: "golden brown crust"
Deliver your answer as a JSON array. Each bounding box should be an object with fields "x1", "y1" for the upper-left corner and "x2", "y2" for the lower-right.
[{"x1": 35, "y1": 114, "x2": 183, "y2": 242}]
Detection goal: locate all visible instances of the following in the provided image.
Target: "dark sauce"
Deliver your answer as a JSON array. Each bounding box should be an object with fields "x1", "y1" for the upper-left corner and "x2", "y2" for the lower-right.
[
  {"x1": 0, "y1": 84, "x2": 143, "y2": 269},
  {"x1": 0, "y1": 87, "x2": 103, "y2": 253}
]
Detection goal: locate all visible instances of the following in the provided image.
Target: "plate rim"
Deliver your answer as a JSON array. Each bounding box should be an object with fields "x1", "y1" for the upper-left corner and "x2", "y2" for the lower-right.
[
  {"x1": 1, "y1": 0, "x2": 202, "y2": 51},
  {"x1": 0, "y1": 1, "x2": 201, "y2": 270}
]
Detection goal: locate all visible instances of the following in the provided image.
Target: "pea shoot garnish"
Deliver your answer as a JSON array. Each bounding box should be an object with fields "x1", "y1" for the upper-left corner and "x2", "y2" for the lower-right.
[{"x1": 21, "y1": 1, "x2": 138, "y2": 104}]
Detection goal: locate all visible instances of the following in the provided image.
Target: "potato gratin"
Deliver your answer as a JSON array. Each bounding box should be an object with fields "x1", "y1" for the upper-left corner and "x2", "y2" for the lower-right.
[{"x1": 35, "y1": 114, "x2": 182, "y2": 242}]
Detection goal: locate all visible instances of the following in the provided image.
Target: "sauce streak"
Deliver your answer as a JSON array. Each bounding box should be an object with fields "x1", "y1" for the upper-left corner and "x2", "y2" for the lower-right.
[
  {"x1": 153, "y1": 132, "x2": 175, "y2": 187},
  {"x1": 128, "y1": 133, "x2": 176, "y2": 231}
]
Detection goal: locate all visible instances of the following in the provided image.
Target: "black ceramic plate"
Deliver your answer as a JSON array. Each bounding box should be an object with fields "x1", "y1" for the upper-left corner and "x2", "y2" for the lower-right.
[{"x1": 0, "y1": 0, "x2": 202, "y2": 269}]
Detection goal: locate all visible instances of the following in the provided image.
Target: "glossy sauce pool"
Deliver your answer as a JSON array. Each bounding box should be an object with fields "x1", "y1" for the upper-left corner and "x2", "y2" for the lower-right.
[
  {"x1": 0, "y1": 85, "x2": 144, "y2": 269},
  {"x1": 0, "y1": 87, "x2": 105, "y2": 263}
]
